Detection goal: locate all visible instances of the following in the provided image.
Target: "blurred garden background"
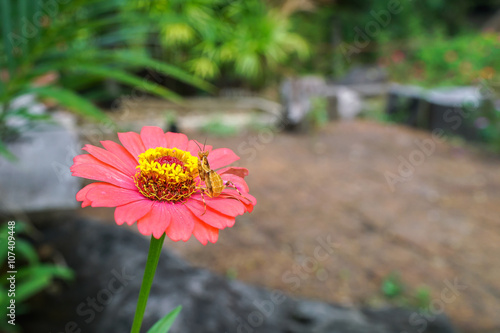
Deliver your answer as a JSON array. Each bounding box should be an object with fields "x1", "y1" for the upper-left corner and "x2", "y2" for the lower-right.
[{"x1": 1, "y1": 0, "x2": 500, "y2": 332}]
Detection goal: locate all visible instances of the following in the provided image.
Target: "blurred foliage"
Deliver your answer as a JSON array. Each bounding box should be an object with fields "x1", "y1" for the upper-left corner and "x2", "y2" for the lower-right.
[
  {"x1": 290, "y1": 0, "x2": 496, "y2": 76},
  {"x1": 138, "y1": 0, "x2": 309, "y2": 85},
  {"x1": 201, "y1": 115, "x2": 238, "y2": 137},
  {"x1": 381, "y1": 272, "x2": 404, "y2": 298},
  {"x1": 476, "y1": 82, "x2": 500, "y2": 151},
  {"x1": 381, "y1": 33, "x2": 500, "y2": 87},
  {"x1": 381, "y1": 272, "x2": 432, "y2": 310},
  {"x1": 0, "y1": 0, "x2": 209, "y2": 158},
  {"x1": 226, "y1": 267, "x2": 238, "y2": 280},
  {"x1": 307, "y1": 96, "x2": 329, "y2": 129},
  {"x1": 0, "y1": 221, "x2": 74, "y2": 332},
  {"x1": 359, "y1": 96, "x2": 397, "y2": 123},
  {"x1": 380, "y1": 32, "x2": 500, "y2": 150}
]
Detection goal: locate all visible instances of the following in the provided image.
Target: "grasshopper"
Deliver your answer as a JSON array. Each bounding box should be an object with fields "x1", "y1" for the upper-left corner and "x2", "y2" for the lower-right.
[{"x1": 195, "y1": 141, "x2": 244, "y2": 214}]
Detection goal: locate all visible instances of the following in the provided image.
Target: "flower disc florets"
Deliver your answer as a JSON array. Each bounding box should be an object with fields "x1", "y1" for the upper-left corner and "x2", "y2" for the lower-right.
[{"x1": 134, "y1": 147, "x2": 199, "y2": 202}]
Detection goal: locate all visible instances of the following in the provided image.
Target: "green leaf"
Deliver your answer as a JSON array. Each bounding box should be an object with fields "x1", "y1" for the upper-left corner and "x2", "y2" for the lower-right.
[
  {"x1": 17, "y1": 0, "x2": 28, "y2": 55},
  {"x1": 70, "y1": 64, "x2": 182, "y2": 102},
  {"x1": 103, "y1": 51, "x2": 214, "y2": 92},
  {"x1": 15, "y1": 264, "x2": 74, "y2": 281},
  {"x1": 15, "y1": 239, "x2": 39, "y2": 265},
  {"x1": 13, "y1": 264, "x2": 73, "y2": 302},
  {"x1": 25, "y1": 86, "x2": 112, "y2": 124},
  {"x1": 235, "y1": 53, "x2": 260, "y2": 78},
  {"x1": 163, "y1": 23, "x2": 195, "y2": 45},
  {"x1": 414, "y1": 286, "x2": 431, "y2": 309},
  {"x1": 0, "y1": 140, "x2": 16, "y2": 161},
  {"x1": 0, "y1": 224, "x2": 9, "y2": 264},
  {"x1": 381, "y1": 273, "x2": 404, "y2": 298},
  {"x1": 15, "y1": 273, "x2": 51, "y2": 302},
  {"x1": 147, "y1": 306, "x2": 182, "y2": 333},
  {"x1": 0, "y1": 0, "x2": 15, "y2": 74},
  {"x1": 189, "y1": 57, "x2": 219, "y2": 79}
]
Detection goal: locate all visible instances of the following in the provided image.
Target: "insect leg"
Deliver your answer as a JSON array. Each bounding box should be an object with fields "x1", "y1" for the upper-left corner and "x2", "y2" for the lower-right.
[
  {"x1": 224, "y1": 180, "x2": 244, "y2": 196},
  {"x1": 199, "y1": 189, "x2": 208, "y2": 216},
  {"x1": 223, "y1": 181, "x2": 252, "y2": 204}
]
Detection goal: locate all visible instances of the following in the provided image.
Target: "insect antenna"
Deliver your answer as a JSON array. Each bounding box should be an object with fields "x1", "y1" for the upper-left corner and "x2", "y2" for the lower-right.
[{"x1": 194, "y1": 140, "x2": 203, "y2": 151}]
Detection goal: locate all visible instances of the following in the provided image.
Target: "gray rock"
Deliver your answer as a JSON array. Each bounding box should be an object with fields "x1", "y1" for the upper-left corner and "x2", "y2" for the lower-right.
[
  {"x1": 385, "y1": 84, "x2": 495, "y2": 140},
  {"x1": 5, "y1": 94, "x2": 47, "y2": 128},
  {"x1": 0, "y1": 120, "x2": 81, "y2": 214},
  {"x1": 425, "y1": 86, "x2": 483, "y2": 108},
  {"x1": 388, "y1": 84, "x2": 426, "y2": 99},
  {"x1": 280, "y1": 76, "x2": 326, "y2": 130},
  {"x1": 337, "y1": 87, "x2": 363, "y2": 120},
  {"x1": 386, "y1": 84, "x2": 426, "y2": 127},
  {"x1": 25, "y1": 217, "x2": 457, "y2": 333},
  {"x1": 336, "y1": 66, "x2": 388, "y2": 86}
]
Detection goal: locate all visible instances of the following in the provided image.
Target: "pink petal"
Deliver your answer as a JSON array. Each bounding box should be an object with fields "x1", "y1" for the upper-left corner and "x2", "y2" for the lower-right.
[
  {"x1": 190, "y1": 193, "x2": 246, "y2": 217},
  {"x1": 221, "y1": 192, "x2": 257, "y2": 213},
  {"x1": 101, "y1": 140, "x2": 138, "y2": 173},
  {"x1": 83, "y1": 144, "x2": 135, "y2": 176},
  {"x1": 221, "y1": 173, "x2": 250, "y2": 192},
  {"x1": 71, "y1": 162, "x2": 136, "y2": 190},
  {"x1": 137, "y1": 202, "x2": 172, "y2": 239},
  {"x1": 76, "y1": 183, "x2": 106, "y2": 207},
  {"x1": 72, "y1": 153, "x2": 105, "y2": 166},
  {"x1": 118, "y1": 132, "x2": 145, "y2": 162},
  {"x1": 141, "y1": 126, "x2": 168, "y2": 150},
  {"x1": 241, "y1": 192, "x2": 257, "y2": 207},
  {"x1": 165, "y1": 132, "x2": 188, "y2": 150},
  {"x1": 192, "y1": 221, "x2": 219, "y2": 245},
  {"x1": 165, "y1": 204, "x2": 194, "y2": 242},
  {"x1": 187, "y1": 139, "x2": 212, "y2": 156},
  {"x1": 184, "y1": 199, "x2": 235, "y2": 228},
  {"x1": 114, "y1": 200, "x2": 154, "y2": 226},
  {"x1": 86, "y1": 183, "x2": 145, "y2": 207},
  {"x1": 208, "y1": 148, "x2": 240, "y2": 170},
  {"x1": 218, "y1": 167, "x2": 249, "y2": 178}
]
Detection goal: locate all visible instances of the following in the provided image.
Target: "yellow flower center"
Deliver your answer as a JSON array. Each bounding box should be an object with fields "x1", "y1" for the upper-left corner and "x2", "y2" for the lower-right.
[{"x1": 134, "y1": 147, "x2": 199, "y2": 202}]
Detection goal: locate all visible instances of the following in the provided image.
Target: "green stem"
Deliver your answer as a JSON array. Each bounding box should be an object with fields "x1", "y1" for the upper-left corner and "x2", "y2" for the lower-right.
[{"x1": 130, "y1": 234, "x2": 166, "y2": 333}]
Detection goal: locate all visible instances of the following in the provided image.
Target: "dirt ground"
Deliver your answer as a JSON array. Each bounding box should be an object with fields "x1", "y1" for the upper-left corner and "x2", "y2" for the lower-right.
[{"x1": 78, "y1": 120, "x2": 500, "y2": 332}]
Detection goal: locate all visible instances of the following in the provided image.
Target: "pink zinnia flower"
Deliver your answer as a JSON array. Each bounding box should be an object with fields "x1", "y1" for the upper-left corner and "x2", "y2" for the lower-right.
[{"x1": 71, "y1": 126, "x2": 256, "y2": 244}]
